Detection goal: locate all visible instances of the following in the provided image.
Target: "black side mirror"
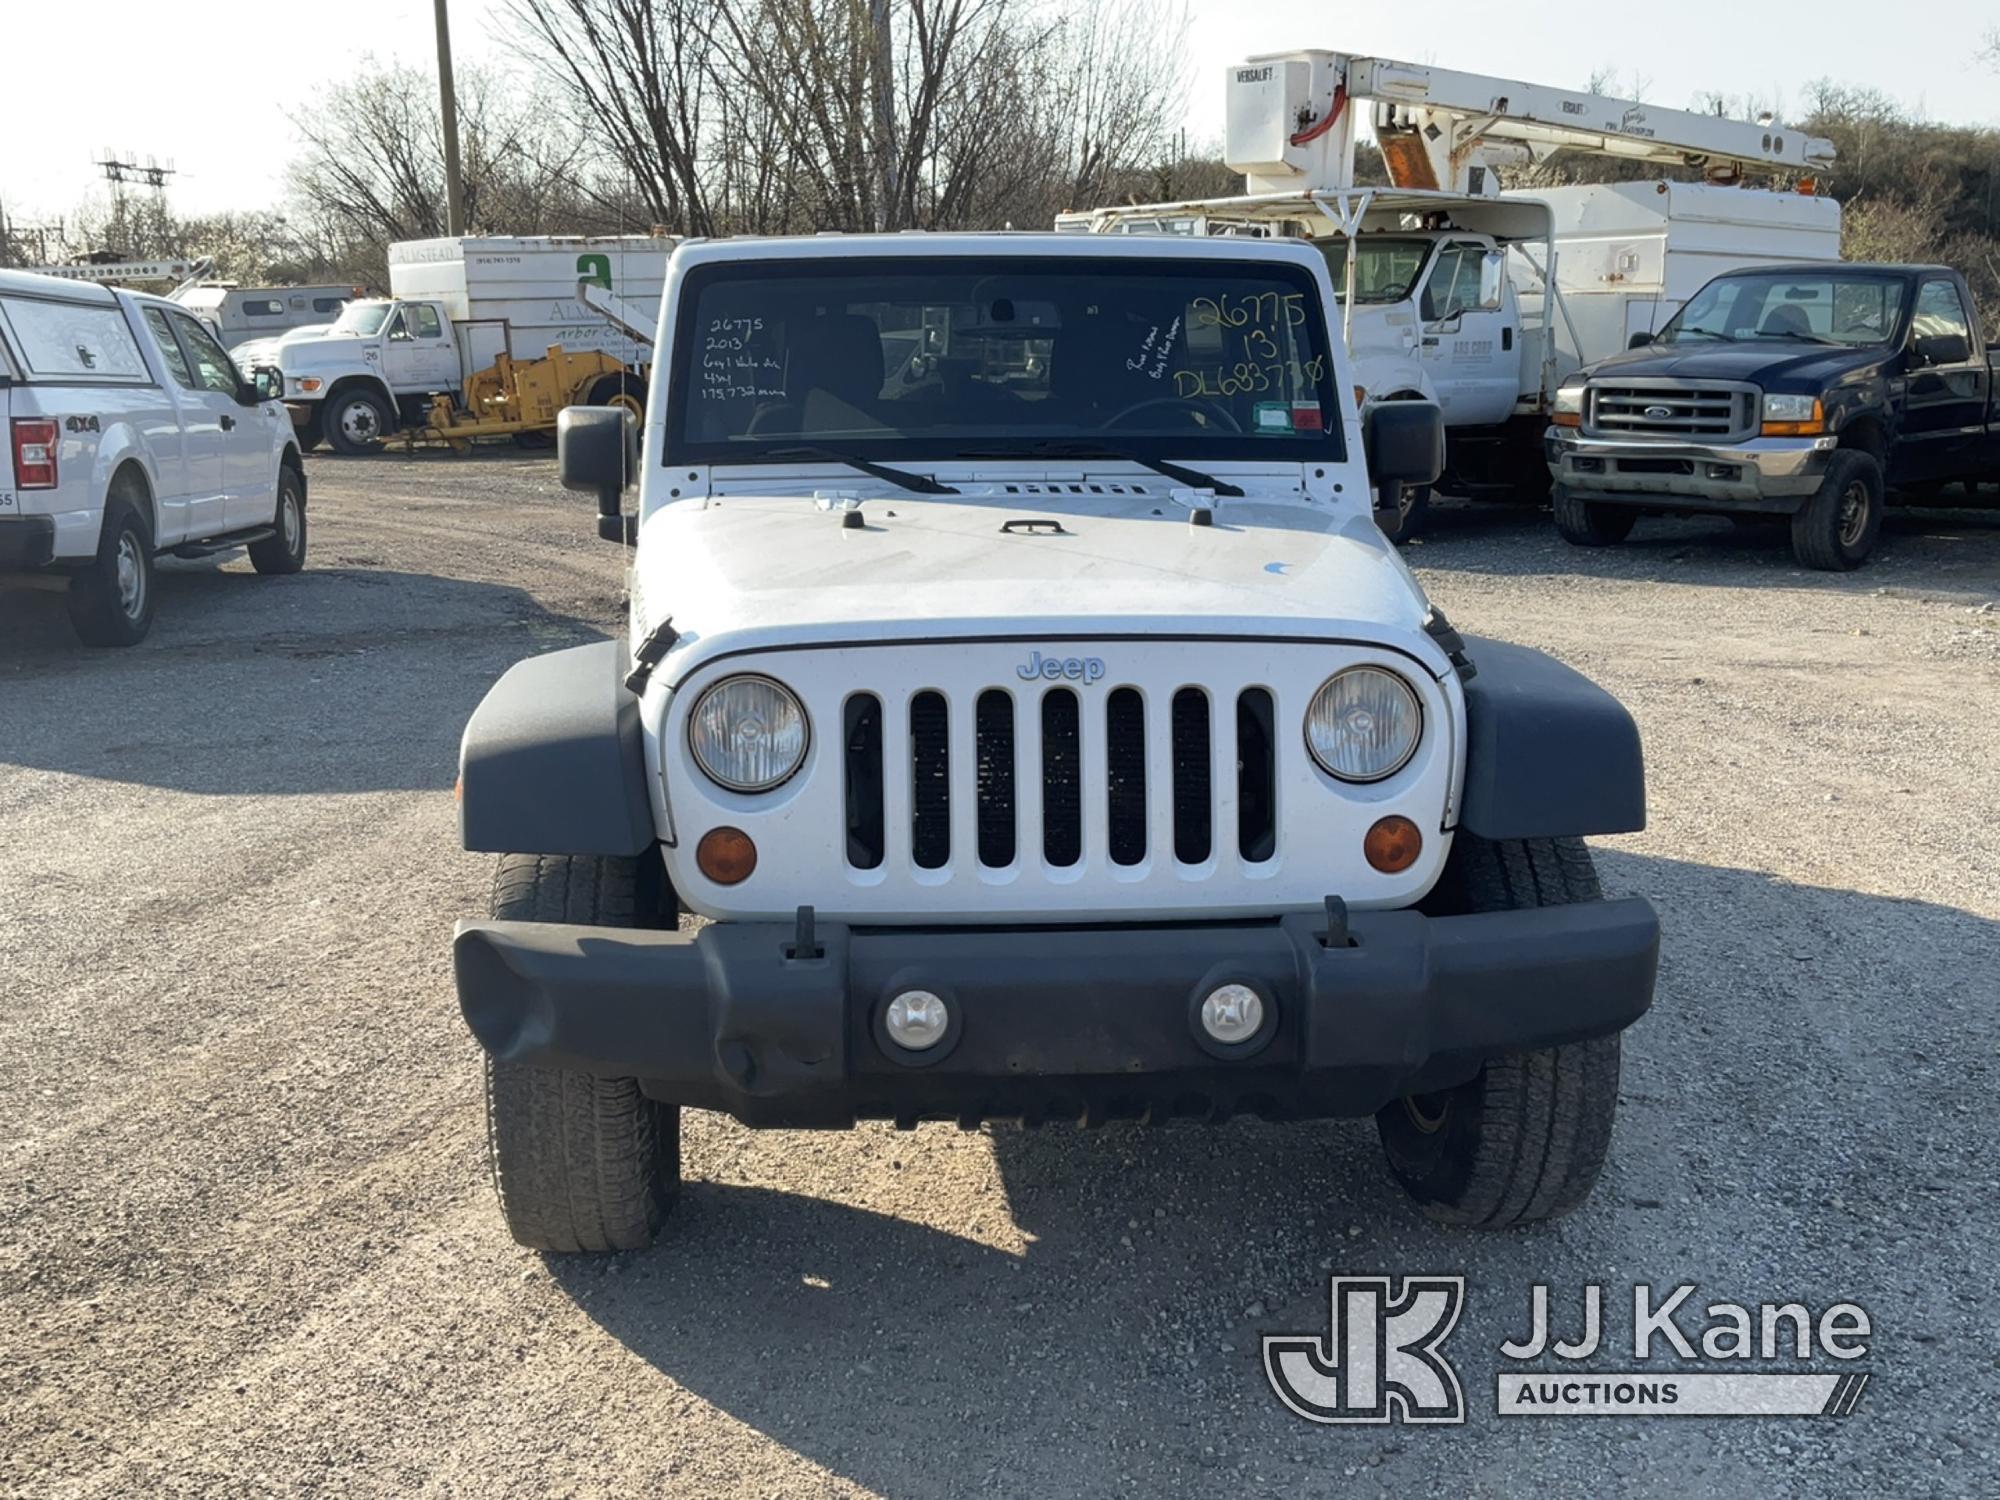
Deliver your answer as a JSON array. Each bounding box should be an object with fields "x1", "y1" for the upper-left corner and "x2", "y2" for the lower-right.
[
  {"x1": 1913, "y1": 332, "x2": 1968, "y2": 367},
  {"x1": 243, "y1": 365, "x2": 283, "y2": 403},
  {"x1": 1627, "y1": 331, "x2": 1655, "y2": 349},
  {"x1": 1363, "y1": 400, "x2": 1445, "y2": 521},
  {"x1": 559, "y1": 405, "x2": 639, "y2": 544}
]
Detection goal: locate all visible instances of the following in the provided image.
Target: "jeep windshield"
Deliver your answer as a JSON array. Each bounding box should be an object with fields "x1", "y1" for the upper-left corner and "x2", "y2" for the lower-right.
[
  {"x1": 1316, "y1": 238, "x2": 1434, "y2": 304},
  {"x1": 666, "y1": 255, "x2": 1343, "y2": 466},
  {"x1": 1654, "y1": 272, "x2": 1907, "y2": 348}
]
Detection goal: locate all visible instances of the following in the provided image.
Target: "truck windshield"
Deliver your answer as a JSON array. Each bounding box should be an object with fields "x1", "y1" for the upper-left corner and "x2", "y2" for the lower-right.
[
  {"x1": 330, "y1": 302, "x2": 393, "y2": 336},
  {"x1": 667, "y1": 255, "x2": 1343, "y2": 465},
  {"x1": 1656, "y1": 273, "x2": 1907, "y2": 347},
  {"x1": 1317, "y1": 238, "x2": 1434, "y2": 304}
]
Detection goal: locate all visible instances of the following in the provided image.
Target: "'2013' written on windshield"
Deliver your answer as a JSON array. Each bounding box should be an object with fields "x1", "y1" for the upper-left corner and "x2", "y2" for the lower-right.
[{"x1": 701, "y1": 315, "x2": 786, "y2": 402}]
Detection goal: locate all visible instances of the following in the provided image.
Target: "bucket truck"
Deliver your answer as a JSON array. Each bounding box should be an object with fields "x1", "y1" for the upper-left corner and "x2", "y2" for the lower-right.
[{"x1": 1060, "y1": 51, "x2": 1840, "y2": 539}]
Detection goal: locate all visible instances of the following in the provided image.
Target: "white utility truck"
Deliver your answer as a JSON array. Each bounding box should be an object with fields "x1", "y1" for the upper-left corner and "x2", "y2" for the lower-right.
[
  {"x1": 446, "y1": 231, "x2": 1661, "y2": 1254},
  {"x1": 0, "y1": 269, "x2": 307, "y2": 645},
  {"x1": 238, "y1": 235, "x2": 672, "y2": 453},
  {"x1": 1061, "y1": 50, "x2": 1840, "y2": 539},
  {"x1": 170, "y1": 282, "x2": 357, "y2": 350}
]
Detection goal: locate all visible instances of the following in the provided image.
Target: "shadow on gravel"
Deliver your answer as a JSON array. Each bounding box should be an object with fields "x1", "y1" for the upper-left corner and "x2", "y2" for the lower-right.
[
  {"x1": 550, "y1": 849, "x2": 1997, "y2": 1496},
  {"x1": 1407, "y1": 496, "x2": 2000, "y2": 602},
  {"x1": 0, "y1": 562, "x2": 606, "y2": 794}
]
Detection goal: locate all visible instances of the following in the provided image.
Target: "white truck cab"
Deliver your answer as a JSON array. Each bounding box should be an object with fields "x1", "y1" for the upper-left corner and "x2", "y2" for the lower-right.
[
  {"x1": 447, "y1": 233, "x2": 1661, "y2": 1255},
  {"x1": 0, "y1": 269, "x2": 307, "y2": 645}
]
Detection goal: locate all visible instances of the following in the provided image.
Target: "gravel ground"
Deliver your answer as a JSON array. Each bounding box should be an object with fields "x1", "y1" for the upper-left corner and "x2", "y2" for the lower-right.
[{"x1": 3, "y1": 454, "x2": 1996, "y2": 1498}]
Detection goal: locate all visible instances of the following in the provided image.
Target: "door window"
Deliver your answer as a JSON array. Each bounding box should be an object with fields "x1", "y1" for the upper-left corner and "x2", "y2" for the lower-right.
[
  {"x1": 1420, "y1": 244, "x2": 1485, "y2": 323},
  {"x1": 1910, "y1": 279, "x2": 1971, "y2": 354},
  {"x1": 385, "y1": 310, "x2": 411, "y2": 341},
  {"x1": 171, "y1": 313, "x2": 243, "y2": 395},
  {"x1": 142, "y1": 306, "x2": 198, "y2": 389},
  {"x1": 408, "y1": 304, "x2": 443, "y2": 338}
]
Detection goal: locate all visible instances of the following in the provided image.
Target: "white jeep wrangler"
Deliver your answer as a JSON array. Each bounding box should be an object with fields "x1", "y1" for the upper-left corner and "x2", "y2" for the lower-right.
[{"x1": 452, "y1": 233, "x2": 1659, "y2": 1253}]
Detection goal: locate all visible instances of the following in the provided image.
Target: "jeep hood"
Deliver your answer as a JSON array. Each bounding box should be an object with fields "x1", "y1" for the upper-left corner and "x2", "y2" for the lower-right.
[{"x1": 637, "y1": 487, "x2": 1442, "y2": 683}]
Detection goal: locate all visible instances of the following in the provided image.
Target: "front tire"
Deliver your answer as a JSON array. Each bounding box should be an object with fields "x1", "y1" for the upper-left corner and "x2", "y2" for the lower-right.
[
  {"x1": 1375, "y1": 836, "x2": 1624, "y2": 1228},
  {"x1": 324, "y1": 388, "x2": 391, "y2": 455},
  {"x1": 482, "y1": 853, "x2": 679, "y2": 1253},
  {"x1": 1551, "y1": 484, "x2": 1638, "y2": 547},
  {"x1": 248, "y1": 466, "x2": 307, "y2": 575},
  {"x1": 1790, "y1": 449, "x2": 1883, "y2": 571},
  {"x1": 67, "y1": 492, "x2": 157, "y2": 647},
  {"x1": 1376, "y1": 483, "x2": 1432, "y2": 544}
]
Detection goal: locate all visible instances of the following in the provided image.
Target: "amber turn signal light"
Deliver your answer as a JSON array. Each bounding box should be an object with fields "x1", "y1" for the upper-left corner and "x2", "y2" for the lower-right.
[
  {"x1": 1551, "y1": 410, "x2": 1581, "y2": 428},
  {"x1": 696, "y1": 826, "x2": 757, "y2": 884},
  {"x1": 1364, "y1": 815, "x2": 1423, "y2": 874}
]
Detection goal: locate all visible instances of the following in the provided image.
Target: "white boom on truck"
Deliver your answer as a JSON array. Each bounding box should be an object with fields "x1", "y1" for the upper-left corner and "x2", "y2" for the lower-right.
[{"x1": 1061, "y1": 50, "x2": 1840, "y2": 539}]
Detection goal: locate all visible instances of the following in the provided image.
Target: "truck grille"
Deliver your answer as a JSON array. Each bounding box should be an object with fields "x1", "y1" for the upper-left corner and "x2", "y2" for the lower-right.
[
  {"x1": 842, "y1": 683, "x2": 1279, "y2": 874},
  {"x1": 1584, "y1": 380, "x2": 1757, "y2": 442}
]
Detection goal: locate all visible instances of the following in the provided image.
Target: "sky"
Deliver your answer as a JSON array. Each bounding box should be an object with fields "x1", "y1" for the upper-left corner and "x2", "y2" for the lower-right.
[{"x1": 2, "y1": 0, "x2": 1995, "y2": 235}]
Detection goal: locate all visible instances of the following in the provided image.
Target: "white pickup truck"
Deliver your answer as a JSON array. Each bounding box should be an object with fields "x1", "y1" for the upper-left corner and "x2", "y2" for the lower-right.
[{"x1": 0, "y1": 269, "x2": 307, "y2": 646}]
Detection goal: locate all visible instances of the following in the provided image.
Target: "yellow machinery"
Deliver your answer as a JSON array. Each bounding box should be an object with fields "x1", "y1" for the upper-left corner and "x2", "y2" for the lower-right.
[{"x1": 397, "y1": 347, "x2": 646, "y2": 451}]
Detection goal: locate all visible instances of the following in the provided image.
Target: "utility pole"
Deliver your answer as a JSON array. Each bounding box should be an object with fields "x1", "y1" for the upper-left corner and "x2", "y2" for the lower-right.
[
  {"x1": 434, "y1": 0, "x2": 466, "y2": 236},
  {"x1": 869, "y1": 0, "x2": 898, "y2": 231}
]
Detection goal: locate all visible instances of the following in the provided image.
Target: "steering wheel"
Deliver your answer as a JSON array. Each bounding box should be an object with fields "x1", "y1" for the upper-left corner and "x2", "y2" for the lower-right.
[{"x1": 1101, "y1": 396, "x2": 1242, "y2": 434}]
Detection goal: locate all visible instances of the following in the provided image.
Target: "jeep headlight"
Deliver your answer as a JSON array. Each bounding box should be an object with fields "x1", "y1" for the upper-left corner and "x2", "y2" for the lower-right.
[
  {"x1": 688, "y1": 676, "x2": 809, "y2": 792},
  {"x1": 1306, "y1": 666, "x2": 1422, "y2": 782}
]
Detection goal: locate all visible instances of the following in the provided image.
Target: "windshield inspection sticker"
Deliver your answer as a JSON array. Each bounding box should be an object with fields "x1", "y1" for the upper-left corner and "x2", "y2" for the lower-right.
[
  {"x1": 1263, "y1": 1278, "x2": 1873, "y2": 1425},
  {"x1": 1252, "y1": 402, "x2": 1293, "y2": 432}
]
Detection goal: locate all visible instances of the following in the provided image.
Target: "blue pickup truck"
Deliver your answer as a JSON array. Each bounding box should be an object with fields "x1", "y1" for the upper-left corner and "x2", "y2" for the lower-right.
[{"x1": 1545, "y1": 262, "x2": 1998, "y2": 569}]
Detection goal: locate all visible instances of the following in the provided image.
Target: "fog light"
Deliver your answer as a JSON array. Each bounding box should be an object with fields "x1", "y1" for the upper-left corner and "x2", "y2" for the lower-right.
[
  {"x1": 885, "y1": 989, "x2": 950, "y2": 1050},
  {"x1": 695, "y1": 826, "x2": 757, "y2": 884},
  {"x1": 1199, "y1": 983, "x2": 1264, "y2": 1045}
]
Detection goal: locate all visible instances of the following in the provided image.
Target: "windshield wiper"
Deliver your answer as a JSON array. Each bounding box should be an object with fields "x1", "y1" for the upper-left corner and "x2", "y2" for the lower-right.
[
  {"x1": 1747, "y1": 330, "x2": 1842, "y2": 345},
  {"x1": 1662, "y1": 327, "x2": 1728, "y2": 342},
  {"x1": 954, "y1": 442, "x2": 1244, "y2": 497},
  {"x1": 750, "y1": 445, "x2": 960, "y2": 495}
]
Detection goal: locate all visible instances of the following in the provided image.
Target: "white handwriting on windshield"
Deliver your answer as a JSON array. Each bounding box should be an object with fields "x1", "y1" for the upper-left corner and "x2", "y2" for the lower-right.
[{"x1": 1126, "y1": 316, "x2": 1180, "y2": 379}]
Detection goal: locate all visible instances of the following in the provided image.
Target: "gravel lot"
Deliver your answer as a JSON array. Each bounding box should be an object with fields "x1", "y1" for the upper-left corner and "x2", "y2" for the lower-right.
[{"x1": 3, "y1": 453, "x2": 1996, "y2": 1498}]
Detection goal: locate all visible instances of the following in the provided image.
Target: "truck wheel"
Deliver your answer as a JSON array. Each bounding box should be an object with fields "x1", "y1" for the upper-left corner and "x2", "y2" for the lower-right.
[
  {"x1": 1790, "y1": 450, "x2": 1883, "y2": 571},
  {"x1": 482, "y1": 853, "x2": 679, "y2": 1253},
  {"x1": 248, "y1": 466, "x2": 308, "y2": 575},
  {"x1": 1376, "y1": 835, "x2": 1623, "y2": 1228},
  {"x1": 67, "y1": 493, "x2": 157, "y2": 647},
  {"x1": 1376, "y1": 484, "x2": 1431, "y2": 544},
  {"x1": 325, "y1": 388, "x2": 391, "y2": 455},
  {"x1": 1551, "y1": 484, "x2": 1637, "y2": 547}
]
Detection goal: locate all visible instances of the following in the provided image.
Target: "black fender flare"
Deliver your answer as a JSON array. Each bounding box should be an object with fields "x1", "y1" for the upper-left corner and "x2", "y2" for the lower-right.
[
  {"x1": 1456, "y1": 635, "x2": 1645, "y2": 841},
  {"x1": 458, "y1": 640, "x2": 656, "y2": 855}
]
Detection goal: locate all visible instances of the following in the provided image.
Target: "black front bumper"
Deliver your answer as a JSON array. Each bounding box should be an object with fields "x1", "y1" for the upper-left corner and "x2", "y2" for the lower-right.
[
  {"x1": 0, "y1": 515, "x2": 57, "y2": 571},
  {"x1": 454, "y1": 901, "x2": 1659, "y2": 1127}
]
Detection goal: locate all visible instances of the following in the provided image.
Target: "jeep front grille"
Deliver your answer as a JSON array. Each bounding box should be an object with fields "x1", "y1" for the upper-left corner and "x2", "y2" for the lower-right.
[
  {"x1": 1584, "y1": 380, "x2": 1757, "y2": 441},
  {"x1": 841, "y1": 682, "x2": 1280, "y2": 874}
]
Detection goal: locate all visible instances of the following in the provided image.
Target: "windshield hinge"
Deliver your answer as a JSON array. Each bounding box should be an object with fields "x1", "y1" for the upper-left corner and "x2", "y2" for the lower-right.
[{"x1": 625, "y1": 615, "x2": 680, "y2": 694}]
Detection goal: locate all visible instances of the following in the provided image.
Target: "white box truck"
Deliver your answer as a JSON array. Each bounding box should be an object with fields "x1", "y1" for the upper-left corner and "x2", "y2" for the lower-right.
[
  {"x1": 236, "y1": 235, "x2": 673, "y2": 453},
  {"x1": 1060, "y1": 50, "x2": 1841, "y2": 539}
]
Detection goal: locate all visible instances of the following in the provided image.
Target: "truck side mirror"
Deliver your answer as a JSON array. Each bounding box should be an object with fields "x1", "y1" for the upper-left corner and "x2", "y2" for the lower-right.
[
  {"x1": 1913, "y1": 332, "x2": 1968, "y2": 367},
  {"x1": 558, "y1": 406, "x2": 639, "y2": 545},
  {"x1": 1364, "y1": 400, "x2": 1445, "y2": 522},
  {"x1": 1627, "y1": 331, "x2": 1655, "y2": 349},
  {"x1": 246, "y1": 365, "x2": 284, "y2": 402},
  {"x1": 1478, "y1": 251, "x2": 1507, "y2": 312}
]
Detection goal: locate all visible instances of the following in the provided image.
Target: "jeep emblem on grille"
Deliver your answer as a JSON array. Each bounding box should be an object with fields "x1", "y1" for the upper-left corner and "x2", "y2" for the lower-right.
[
  {"x1": 1643, "y1": 404, "x2": 1674, "y2": 419},
  {"x1": 1018, "y1": 650, "x2": 1106, "y2": 683}
]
